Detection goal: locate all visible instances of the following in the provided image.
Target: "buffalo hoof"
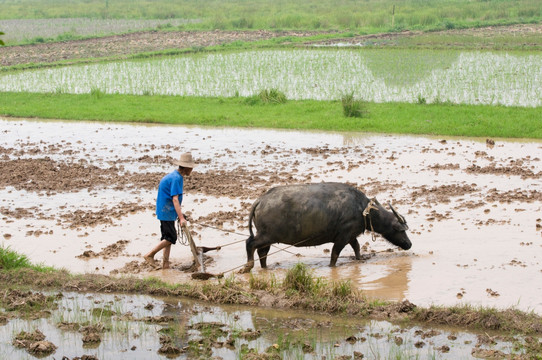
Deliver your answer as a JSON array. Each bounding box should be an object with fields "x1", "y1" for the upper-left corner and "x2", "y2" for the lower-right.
[
  {"x1": 238, "y1": 267, "x2": 251, "y2": 274},
  {"x1": 238, "y1": 263, "x2": 254, "y2": 274}
]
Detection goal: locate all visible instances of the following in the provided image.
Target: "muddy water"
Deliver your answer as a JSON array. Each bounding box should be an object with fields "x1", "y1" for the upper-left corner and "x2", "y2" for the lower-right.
[
  {"x1": 1, "y1": 118, "x2": 542, "y2": 313},
  {"x1": 0, "y1": 291, "x2": 524, "y2": 359}
]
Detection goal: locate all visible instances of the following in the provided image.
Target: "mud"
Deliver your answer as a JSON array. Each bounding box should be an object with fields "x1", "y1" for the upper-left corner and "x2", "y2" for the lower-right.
[
  {"x1": 309, "y1": 23, "x2": 542, "y2": 47},
  {"x1": 2, "y1": 24, "x2": 542, "y2": 68},
  {"x1": 1, "y1": 118, "x2": 542, "y2": 313},
  {"x1": 0, "y1": 30, "x2": 326, "y2": 67},
  {"x1": 13, "y1": 329, "x2": 57, "y2": 357},
  {"x1": 4, "y1": 290, "x2": 532, "y2": 359}
]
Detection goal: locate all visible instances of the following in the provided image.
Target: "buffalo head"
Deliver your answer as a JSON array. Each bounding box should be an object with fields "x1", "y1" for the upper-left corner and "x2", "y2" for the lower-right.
[{"x1": 365, "y1": 199, "x2": 412, "y2": 250}]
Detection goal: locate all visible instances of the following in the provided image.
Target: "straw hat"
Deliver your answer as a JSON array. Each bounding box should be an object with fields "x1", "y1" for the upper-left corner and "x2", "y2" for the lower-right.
[{"x1": 172, "y1": 152, "x2": 197, "y2": 168}]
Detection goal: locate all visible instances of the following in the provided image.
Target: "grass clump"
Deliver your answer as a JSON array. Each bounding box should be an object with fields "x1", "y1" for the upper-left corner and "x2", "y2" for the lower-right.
[
  {"x1": 245, "y1": 88, "x2": 287, "y2": 105},
  {"x1": 341, "y1": 92, "x2": 368, "y2": 118},
  {"x1": 90, "y1": 87, "x2": 106, "y2": 99},
  {"x1": 0, "y1": 246, "x2": 32, "y2": 270},
  {"x1": 249, "y1": 272, "x2": 277, "y2": 290},
  {"x1": 283, "y1": 263, "x2": 315, "y2": 293}
]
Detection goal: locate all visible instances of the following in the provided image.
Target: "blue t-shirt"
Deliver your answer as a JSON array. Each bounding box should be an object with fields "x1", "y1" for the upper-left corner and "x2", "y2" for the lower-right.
[{"x1": 156, "y1": 170, "x2": 184, "y2": 221}]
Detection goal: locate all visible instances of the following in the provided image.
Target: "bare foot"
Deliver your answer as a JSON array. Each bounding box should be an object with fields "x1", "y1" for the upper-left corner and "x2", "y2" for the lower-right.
[
  {"x1": 144, "y1": 255, "x2": 157, "y2": 266},
  {"x1": 162, "y1": 261, "x2": 170, "y2": 269}
]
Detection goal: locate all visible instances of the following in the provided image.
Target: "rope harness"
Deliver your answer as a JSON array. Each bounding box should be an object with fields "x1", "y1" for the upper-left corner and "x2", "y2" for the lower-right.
[{"x1": 362, "y1": 198, "x2": 379, "y2": 242}]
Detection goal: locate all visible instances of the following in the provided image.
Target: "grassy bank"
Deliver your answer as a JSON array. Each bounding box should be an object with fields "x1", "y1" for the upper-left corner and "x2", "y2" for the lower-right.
[
  {"x1": 1, "y1": 251, "x2": 542, "y2": 341},
  {"x1": 1, "y1": 0, "x2": 541, "y2": 34},
  {"x1": 1, "y1": 91, "x2": 541, "y2": 139}
]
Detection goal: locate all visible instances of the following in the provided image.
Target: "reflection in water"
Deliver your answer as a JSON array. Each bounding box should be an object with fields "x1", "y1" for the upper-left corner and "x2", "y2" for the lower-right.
[
  {"x1": 359, "y1": 254, "x2": 412, "y2": 302},
  {"x1": 329, "y1": 253, "x2": 412, "y2": 302},
  {"x1": 0, "y1": 291, "x2": 511, "y2": 359}
]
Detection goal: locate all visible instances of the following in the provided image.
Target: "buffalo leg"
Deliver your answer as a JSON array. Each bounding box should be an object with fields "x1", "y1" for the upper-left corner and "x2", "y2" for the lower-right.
[
  {"x1": 257, "y1": 245, "x2": 271, "y2": 268},
  {"x1": 330, "y1": 242, "x2": 347, "y2": 267},
  {"x1": 239, "y1": 236, "x2": 256, "y2": 273},
  {"x1": 349, "y1": 238, "x2": 361, "y2": 260}
]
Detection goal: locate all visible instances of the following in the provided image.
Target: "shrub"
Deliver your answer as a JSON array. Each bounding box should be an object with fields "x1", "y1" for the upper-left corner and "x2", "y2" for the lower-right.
[{"x1": 341, "y1": 92, "x2": 368, "y2": 118}]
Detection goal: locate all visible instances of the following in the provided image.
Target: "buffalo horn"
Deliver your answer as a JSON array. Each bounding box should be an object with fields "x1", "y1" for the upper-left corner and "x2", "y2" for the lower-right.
[{"x1": 388, "y1": 202, "x2": 408, "y2": 228}]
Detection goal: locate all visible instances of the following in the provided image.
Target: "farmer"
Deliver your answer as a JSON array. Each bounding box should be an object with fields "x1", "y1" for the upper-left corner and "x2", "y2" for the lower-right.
[{"x1": 144, "y1": 152, "x2": 197, "y2": 269}]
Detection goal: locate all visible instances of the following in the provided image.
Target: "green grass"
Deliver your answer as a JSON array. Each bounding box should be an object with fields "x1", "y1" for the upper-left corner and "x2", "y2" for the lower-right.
[
  {"x1": 341, "y1": 92, "x2": 368, "y2": 118},
  {"x1": 0, "y1": 245, "x2": 54, "y2": 272},
  {"x1": 0, "y1": 0, "x2": 541, "y2": 34},
  {"x1": 0, "y1": 246, "x2": 32, "y2": 269},
  {"x1": 1, "y1": 91, "x2": 541, "y2": 139}
]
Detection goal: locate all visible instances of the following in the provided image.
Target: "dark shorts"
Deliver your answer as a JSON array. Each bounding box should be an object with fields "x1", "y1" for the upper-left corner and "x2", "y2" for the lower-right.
[{"x1": 160, "y1": 220, "x2": 177, "y2": 245}]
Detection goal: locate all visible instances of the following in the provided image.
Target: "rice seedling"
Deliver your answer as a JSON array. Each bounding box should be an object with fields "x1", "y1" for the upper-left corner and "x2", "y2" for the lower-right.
[{"x1": 1, "y1": 49, "x2": 540, "y2": 107}]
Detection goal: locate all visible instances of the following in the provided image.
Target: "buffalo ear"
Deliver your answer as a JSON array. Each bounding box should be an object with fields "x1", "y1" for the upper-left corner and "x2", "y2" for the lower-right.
[{"x1": 392, "y1": 222, "x2": 408, "y2": 231}]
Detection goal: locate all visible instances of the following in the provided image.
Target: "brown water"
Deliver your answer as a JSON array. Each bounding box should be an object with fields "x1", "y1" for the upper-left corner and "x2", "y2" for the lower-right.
[{"x1": 1, "y1": 118, "x2": 541, "y2": 313}]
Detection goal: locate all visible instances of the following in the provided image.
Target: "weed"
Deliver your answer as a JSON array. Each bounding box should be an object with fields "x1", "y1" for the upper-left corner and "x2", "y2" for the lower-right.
[
  {"x1": 0, "y1": 246, "x2": 31, "y2": 269},
  {"x1": 90, "y1": 86, "x2": 105, "y2": 99},
  {"x1": 332, "y1": 280, "x2": 353, "y2": 298},
  {"x1": 283, "y1": 263, "x2": 314, "y2": 293},
  {"x1": 341, "y1": 92, "x2": 368, "y2": 118},
  {"x1": 223, "y1": 273, "x2": 237, "y2": 288},
  {"x1": 249, "y1": 273, "x2": 269, "y2": 290},
  {"x1": 416, "y1": 94, "x2": 427, "y2": 104},
  {"x1": 257, "y1": 88, "x2": 287, "y2": 104}
]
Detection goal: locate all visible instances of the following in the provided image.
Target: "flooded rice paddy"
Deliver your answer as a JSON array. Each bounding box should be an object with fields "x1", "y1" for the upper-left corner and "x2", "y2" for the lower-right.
[
  {"x1": 0, "y1": 290, "x2": 529, "y2": 360},
  {"x1": 1, "y1": 49, "x2": 541, "y2": 106},
  {"x1": 1, "y1": 117, "x2": 541, "y2": 315}
]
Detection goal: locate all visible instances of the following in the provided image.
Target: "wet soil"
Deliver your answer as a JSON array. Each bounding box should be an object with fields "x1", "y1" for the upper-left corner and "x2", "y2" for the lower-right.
[
  {"x1": 0, "y1": 29, "x2": 326, "y2": 67},
  {"x1": 308, "y1": 23, "x2": 542, "y2": 48},
  {"x1": 2, "y1": 290, "x2": 535, "y2": 359},
  {"x1": 1, "y1": 118, "x2": 542, "y2": 315},
  {"x1": 2, "y1": 24, "x2": 541, "y2": 68}
]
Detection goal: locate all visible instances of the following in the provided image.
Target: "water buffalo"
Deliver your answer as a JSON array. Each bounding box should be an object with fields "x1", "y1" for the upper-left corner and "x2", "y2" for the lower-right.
[{"x1": 240, "y1": 182, "x2": 412, "y2": 273}]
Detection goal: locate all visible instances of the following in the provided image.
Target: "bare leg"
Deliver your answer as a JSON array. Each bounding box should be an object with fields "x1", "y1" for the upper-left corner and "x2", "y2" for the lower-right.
[
  {"x1": 162, "y1": 243, "x2": 172, "y2": 269},
  {"x1": 144, "y1": 240, "x2": 171, "y2": 265}
]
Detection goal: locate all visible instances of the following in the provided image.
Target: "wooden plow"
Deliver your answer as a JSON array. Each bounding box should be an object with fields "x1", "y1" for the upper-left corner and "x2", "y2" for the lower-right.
[{"x1": 181, "y1": 223, "x2": 223, "y2": 280}]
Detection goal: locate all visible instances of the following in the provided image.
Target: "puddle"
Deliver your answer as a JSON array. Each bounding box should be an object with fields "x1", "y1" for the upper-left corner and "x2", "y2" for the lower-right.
[
  {"x1": 1, "y1": 118, "x2": 542, "y2": 313},
  {"x1": 0, "y1": 291, "x2": 529, "y2": 359}
]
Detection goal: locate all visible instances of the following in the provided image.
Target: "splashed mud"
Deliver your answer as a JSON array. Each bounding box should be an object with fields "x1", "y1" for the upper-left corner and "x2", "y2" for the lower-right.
[{"x1": 1, "y1": 118, "x2": 541, "y2": 312}]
